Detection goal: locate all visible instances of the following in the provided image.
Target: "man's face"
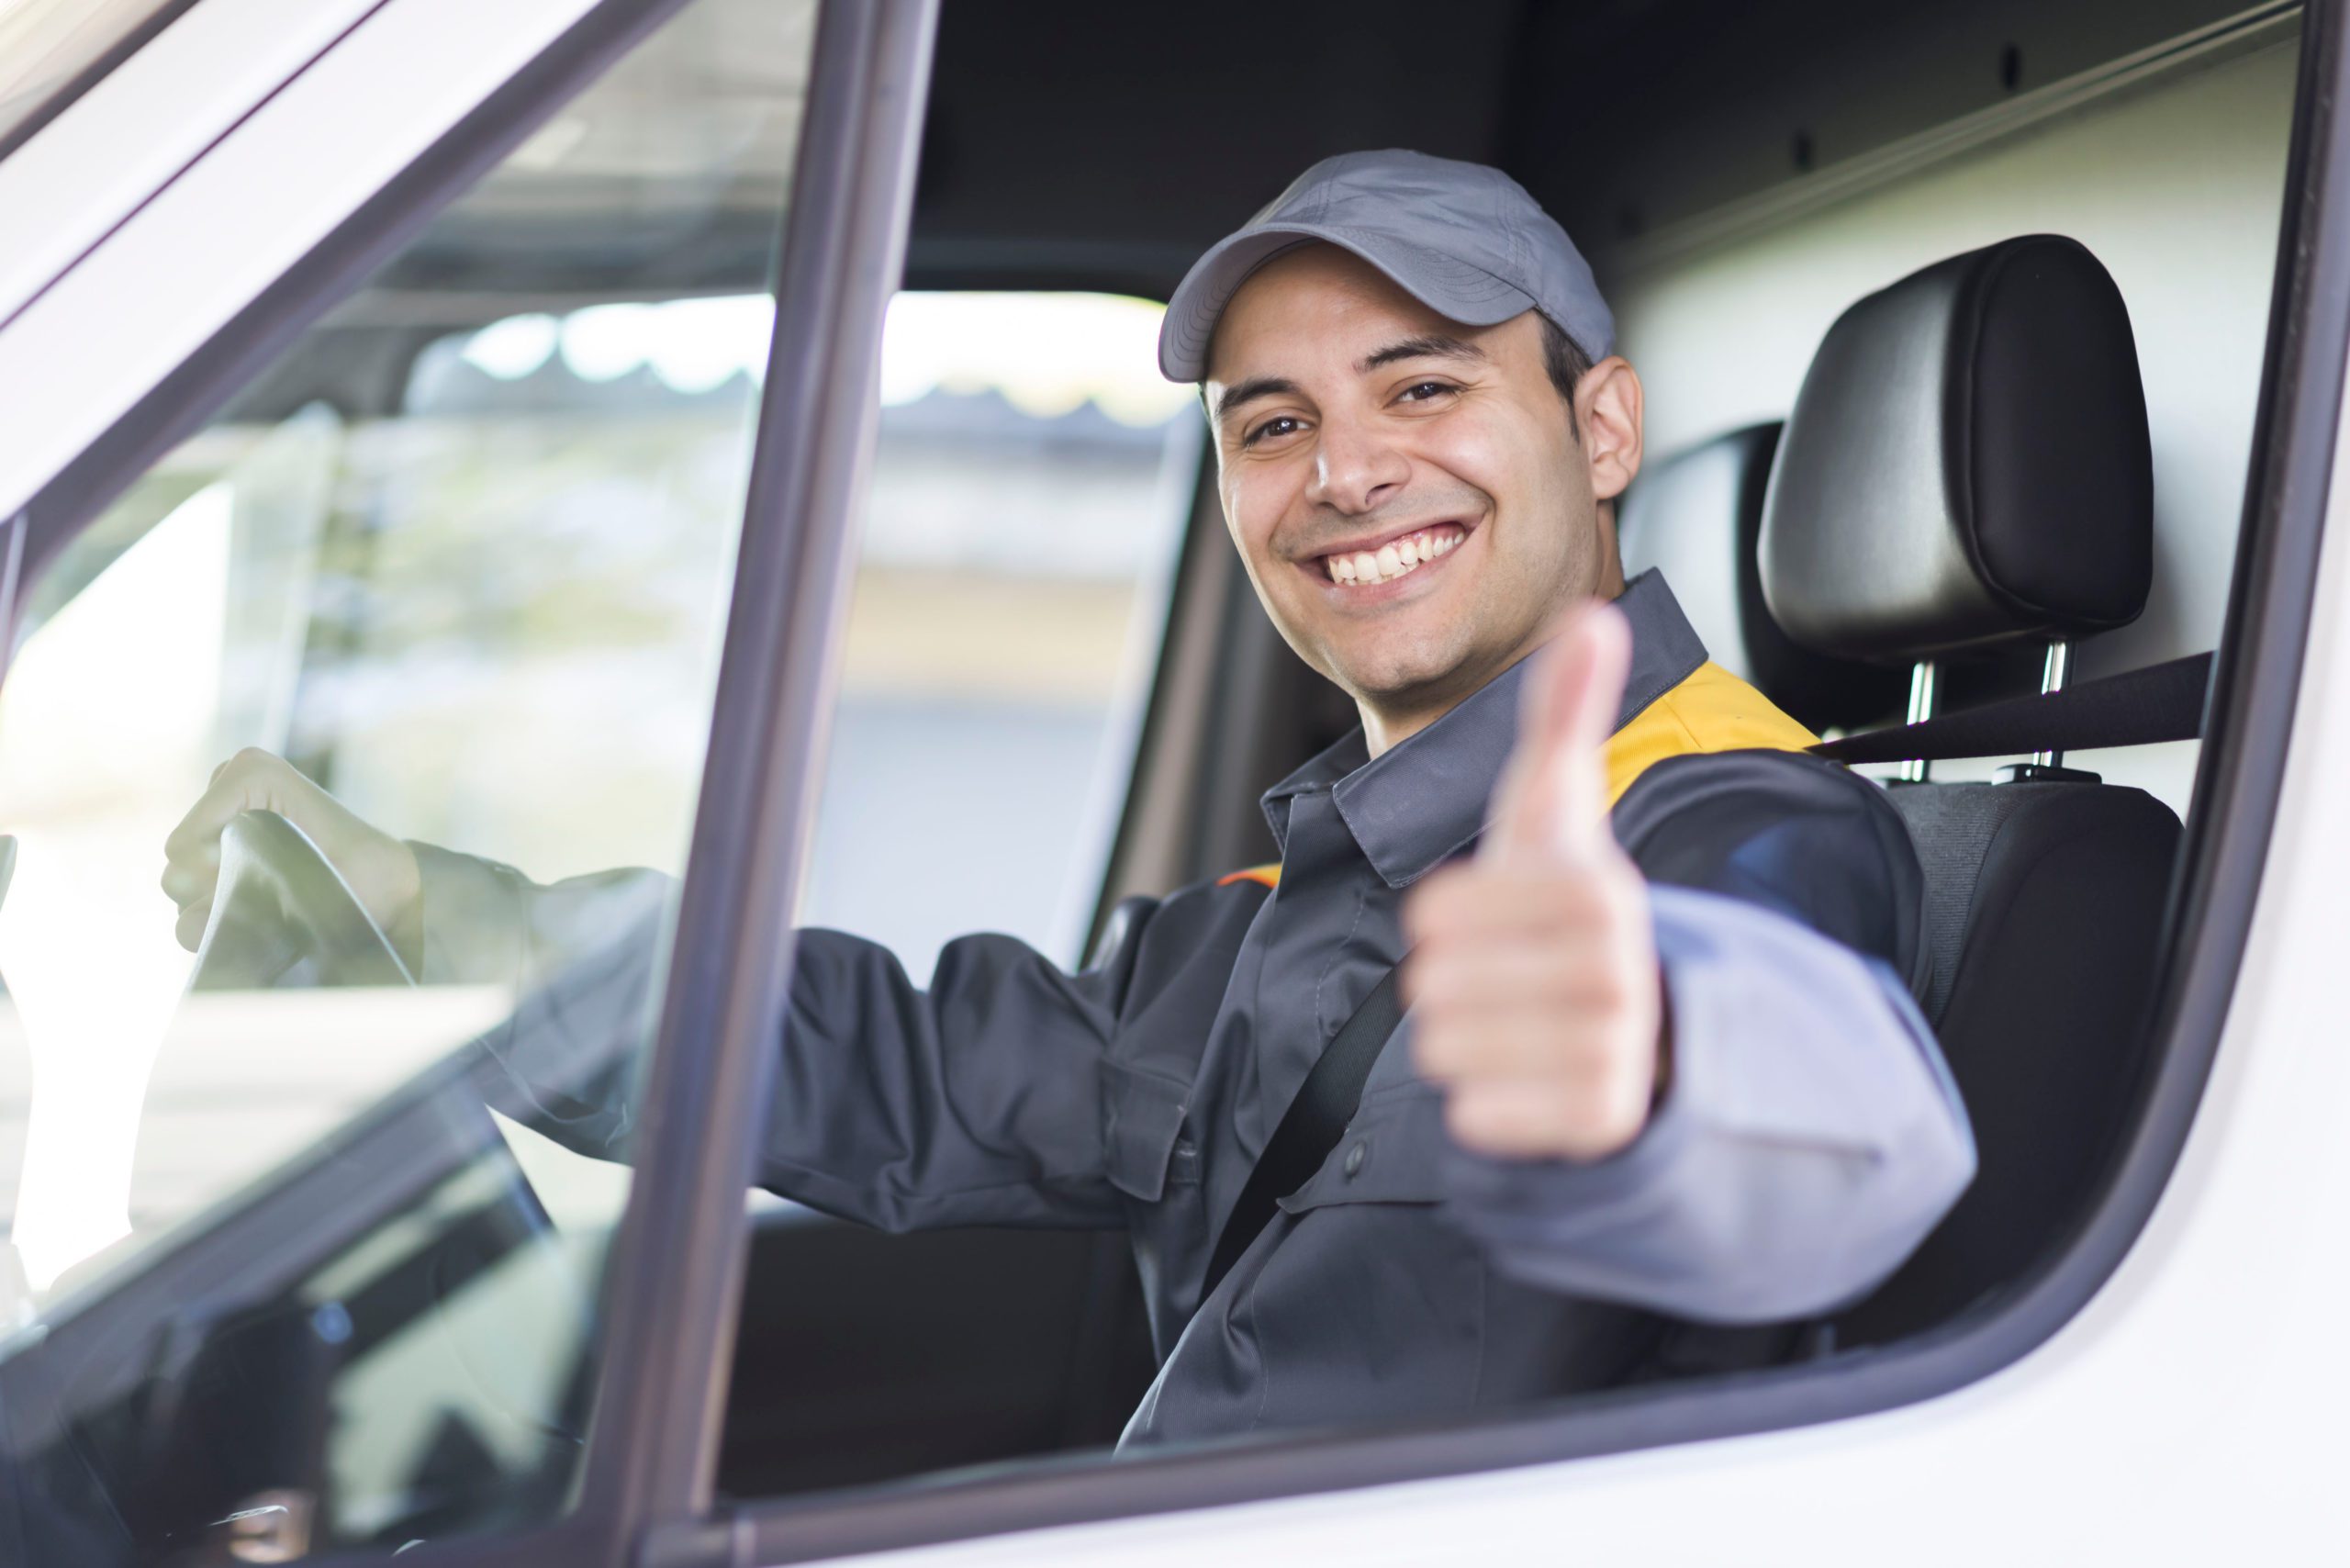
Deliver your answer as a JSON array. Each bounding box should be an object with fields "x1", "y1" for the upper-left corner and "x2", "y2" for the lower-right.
[{"x1": 1203, "y1": 245, "x2": 1637, "y2": 745}]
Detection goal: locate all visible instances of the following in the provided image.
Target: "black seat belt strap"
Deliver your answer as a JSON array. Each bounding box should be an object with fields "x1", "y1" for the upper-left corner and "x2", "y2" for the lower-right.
[
  {"x1": 1200, "y1": 961, "x2": 1407, "y2": 1303},
  {"x1": 1810, "y1": 651, "x2": 2211, "y2": 767}
]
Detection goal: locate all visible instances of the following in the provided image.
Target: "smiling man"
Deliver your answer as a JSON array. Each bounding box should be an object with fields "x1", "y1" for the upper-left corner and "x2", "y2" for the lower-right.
[
  {"x1": 1200, "y1": 249, "x2": 1623, "y2": 757},
  {"x1": 162, "y1": 151, "x2": 1973, "y2": 1446}
]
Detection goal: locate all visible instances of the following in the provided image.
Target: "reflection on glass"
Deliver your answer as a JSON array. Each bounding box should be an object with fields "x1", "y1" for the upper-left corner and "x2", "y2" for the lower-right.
[{"x1": 0, "y1": 0, "x2": 814, "y2": 1559}]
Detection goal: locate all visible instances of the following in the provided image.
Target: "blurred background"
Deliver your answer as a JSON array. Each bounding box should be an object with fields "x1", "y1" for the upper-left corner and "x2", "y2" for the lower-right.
[
  {"x1": 0, "y1": 285, "x2": 1197, "y2": 1294},
  {"x1": 0, "y1": 0, "x2": 1198, "y2": 1316}
]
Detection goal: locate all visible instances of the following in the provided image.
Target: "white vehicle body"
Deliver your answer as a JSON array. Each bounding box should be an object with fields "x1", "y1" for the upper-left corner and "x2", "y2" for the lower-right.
[{"x1": 0, "y1": 1, "x2": 2335, "y2": 1563}]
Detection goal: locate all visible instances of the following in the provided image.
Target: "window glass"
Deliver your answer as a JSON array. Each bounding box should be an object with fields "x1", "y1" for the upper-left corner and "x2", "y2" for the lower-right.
[
  {"x1": 0, "y1": 0, "x2": 816, "y2": 1560},
  {"x1": 804, "y1": 292, "x2": 1197, "y2": 978}
]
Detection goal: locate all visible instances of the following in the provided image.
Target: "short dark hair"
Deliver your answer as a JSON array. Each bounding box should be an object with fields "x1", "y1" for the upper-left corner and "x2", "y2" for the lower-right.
[{"x1": 1538, "y1": 313, "x2": 1594, "y2": 442}]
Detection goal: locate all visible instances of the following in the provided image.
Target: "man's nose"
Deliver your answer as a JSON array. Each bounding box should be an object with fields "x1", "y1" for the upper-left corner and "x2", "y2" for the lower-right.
[{"x1": 1305, "y1": 414, "x2": 1409, "y2": 515}]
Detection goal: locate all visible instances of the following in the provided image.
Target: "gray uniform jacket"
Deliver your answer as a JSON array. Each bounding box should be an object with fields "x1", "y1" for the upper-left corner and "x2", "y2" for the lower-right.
[{"x1": 425, "y1": 572, "x2": 1975, "y2": 1447}]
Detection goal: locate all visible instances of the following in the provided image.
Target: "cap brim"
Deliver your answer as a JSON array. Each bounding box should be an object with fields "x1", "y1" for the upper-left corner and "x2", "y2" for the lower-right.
[{"x1": 1158, "y1": 221, "x2": 1538, "y2": 382}]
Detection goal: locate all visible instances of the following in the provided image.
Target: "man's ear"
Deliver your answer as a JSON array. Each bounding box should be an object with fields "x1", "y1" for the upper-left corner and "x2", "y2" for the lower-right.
[{"x1": 1574, "y1": 357, "x2": 1644, "y2": 504}]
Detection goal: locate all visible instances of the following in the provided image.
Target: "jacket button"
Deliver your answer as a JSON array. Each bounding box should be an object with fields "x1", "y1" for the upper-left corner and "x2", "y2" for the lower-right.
[{"x1": 1343, "y1": 1140, "x2": 1367, "y2": 1178}]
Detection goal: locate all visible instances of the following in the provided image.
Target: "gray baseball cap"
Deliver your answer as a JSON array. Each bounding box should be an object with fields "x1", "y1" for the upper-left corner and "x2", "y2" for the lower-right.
[{"x1": 1157, "y1": 148, "x2": 1615, "y2": 383}]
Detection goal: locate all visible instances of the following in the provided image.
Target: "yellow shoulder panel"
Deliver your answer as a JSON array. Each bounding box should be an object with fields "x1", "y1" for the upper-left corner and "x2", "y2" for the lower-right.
[
  {"x1": 1600, "y1": 661, "x2": 1818, "y2": 806},
  {"x1": 1227, "y1": 664, "x2": 1812, "y2": 886}
]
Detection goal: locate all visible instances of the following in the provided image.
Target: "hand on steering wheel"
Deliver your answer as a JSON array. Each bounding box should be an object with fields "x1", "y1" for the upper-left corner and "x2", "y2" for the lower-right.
[
  {"x1": 163, "y1": 749, "x2": 422, "y2": 967},
  {"x1": 185, "y1": 810, "x2": 414, "y2": 992}
]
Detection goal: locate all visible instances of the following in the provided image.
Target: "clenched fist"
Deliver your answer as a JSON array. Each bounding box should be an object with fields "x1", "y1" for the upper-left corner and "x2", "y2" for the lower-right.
[{"x1": 1403, "y1": 603, "x2": 1664, "y2": 1162}]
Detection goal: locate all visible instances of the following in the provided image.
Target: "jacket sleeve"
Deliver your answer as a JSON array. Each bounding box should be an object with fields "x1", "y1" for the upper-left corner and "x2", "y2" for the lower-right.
[
  {"x1": 1437, "y1": 752, "x2": 1976, "y2": 1323},
  {"x1": 1438, "y1": 886, "x2": 1975, "y2": 1322},
  {"x1": 410, "y1": 843, "x2": 1151, "y2": 1233}
]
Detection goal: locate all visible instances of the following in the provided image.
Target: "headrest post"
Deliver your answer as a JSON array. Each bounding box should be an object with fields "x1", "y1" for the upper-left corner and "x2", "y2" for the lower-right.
[
  {"x1": 2031, "y1": 639, "x2": 2074, "y2": 767},
  {"x1": 1897, "y1": 660, "x2": 1940, "y2": 783}
]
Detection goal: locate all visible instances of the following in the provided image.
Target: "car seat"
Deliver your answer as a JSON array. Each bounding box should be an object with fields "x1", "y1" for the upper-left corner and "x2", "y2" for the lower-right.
[{"x1": 1735, "y1": 235, "x2": 2185, "y2": 1344}]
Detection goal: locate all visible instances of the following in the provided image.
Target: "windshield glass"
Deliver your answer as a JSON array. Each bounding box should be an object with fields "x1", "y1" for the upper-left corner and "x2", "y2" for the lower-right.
[{"x1": 0, "y1": 0, "x2": 183, "y2": 151}]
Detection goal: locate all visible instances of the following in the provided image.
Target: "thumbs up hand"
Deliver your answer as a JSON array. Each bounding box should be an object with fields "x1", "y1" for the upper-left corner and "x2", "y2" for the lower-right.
[{"x1": 1402, "y1": 603, "x2": 1664, "y2": 1161}]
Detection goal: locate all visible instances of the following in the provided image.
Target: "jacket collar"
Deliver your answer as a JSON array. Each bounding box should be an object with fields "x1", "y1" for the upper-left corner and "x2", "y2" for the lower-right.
[{"x1": 1259, "y1": 569, "x2": 1707, "y2": 888}]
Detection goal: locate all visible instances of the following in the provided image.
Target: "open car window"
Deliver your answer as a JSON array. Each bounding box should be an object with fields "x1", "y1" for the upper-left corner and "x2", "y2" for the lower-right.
[
  {"x1": 802, "y1": 290, "x2": 1195, "y2": 978},
  {"x1": 712, "y1": 6, "x2": 2314, "y2": 1558}
]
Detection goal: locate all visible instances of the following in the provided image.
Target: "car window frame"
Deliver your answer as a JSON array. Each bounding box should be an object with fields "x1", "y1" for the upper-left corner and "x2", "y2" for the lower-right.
[
  {"x1": 714, "y1": 3, "x2": 2344, "y2": 1561},
  {"x1": 0, "y1": 0, "x2": 388, "y2": 331},
  {"x1": 0, "y1": 0, "x2": 938, "y2": 1563},
  {"x1": 0, "y1": 0, "x2": 200, "y2": 163}
]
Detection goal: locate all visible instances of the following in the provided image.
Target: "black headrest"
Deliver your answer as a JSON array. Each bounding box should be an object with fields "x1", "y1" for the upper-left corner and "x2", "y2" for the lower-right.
[
  {"x1": 1618, "y1": 423, "x2": 1905, "y2": 733},
  {"x1": 1760, "y1": 235, "x2": 2154, "y2": 663}
]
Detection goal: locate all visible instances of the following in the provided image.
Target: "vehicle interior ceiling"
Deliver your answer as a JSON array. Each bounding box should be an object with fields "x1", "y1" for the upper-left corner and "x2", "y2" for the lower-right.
[{"x1": 208, "y1": 0, "x2": 2301, "y2": 1500}]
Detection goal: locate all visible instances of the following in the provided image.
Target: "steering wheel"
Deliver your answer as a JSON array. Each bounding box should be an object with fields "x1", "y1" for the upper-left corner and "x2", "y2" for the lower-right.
[{"x1": 188, "y1": 809, "x2": 412, "y2": 993}]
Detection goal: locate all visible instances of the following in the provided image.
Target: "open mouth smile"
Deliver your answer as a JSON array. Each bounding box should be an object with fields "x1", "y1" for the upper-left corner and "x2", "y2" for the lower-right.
[{"x1": 1312, "y1": 521, "x2": 1471, "y2": 590}]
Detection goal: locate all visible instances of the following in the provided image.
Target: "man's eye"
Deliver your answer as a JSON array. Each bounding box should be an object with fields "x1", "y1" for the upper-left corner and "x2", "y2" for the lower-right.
[
  {"x1": 1397, "y1": 381, "x2": 1458, "y2": 403},
  {"x1": 1243, "y1": 415, "x2": 1303, "y2": 447}
]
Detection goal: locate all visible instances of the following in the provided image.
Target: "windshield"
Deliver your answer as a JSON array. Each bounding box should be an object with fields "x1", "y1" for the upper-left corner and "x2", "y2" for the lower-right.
[{"x1": 0, "y1": 0, "x2": 184, "y2": 152}]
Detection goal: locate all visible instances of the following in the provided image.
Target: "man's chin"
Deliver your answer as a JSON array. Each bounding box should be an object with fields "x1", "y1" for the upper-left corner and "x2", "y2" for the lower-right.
[
  {"x1": 1339, "y1": 613, "x2": 1553, "y2": 717},
  {"x1": 1337, "y1": 652, "x2": 1483, "y2": 721}
]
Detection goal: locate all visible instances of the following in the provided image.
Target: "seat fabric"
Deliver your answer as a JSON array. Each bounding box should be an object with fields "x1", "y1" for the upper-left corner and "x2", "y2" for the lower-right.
[{"x1": 1831, "y1": 781, "x2": 2181, "y2": 1345}]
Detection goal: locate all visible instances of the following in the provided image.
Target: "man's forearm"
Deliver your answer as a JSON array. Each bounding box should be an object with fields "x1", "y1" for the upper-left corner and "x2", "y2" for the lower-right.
[
  {"x1": 417, "y1": 841, "x2": 1147, "y2": 1230},
  {"x1": 414, "y1": 844, "x2": 676, "y2": 1158}
]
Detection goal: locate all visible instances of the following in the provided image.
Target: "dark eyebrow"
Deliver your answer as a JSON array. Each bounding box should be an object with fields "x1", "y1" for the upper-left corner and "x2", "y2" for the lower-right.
[
  {"x1": 1359, "y1": 333, "x2": 1485, "y2": 373},
  {"x1": 1211, "y1": 336, "x2": 1484, "y2": 422},
  {"x1": 1213, "y1": 375, "x2": 1301, "y2": 422}
]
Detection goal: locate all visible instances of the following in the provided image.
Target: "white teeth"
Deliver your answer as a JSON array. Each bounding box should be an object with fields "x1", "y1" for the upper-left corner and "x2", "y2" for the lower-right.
[{"x1": 1325, "y1": 528, "x2": 1476, "y2": 585}]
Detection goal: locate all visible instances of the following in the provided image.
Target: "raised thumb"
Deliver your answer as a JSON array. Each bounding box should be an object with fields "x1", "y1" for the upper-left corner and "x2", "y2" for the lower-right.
[{"x1": 1483, "y1": 601, "x2": 1632, "y2": 865}]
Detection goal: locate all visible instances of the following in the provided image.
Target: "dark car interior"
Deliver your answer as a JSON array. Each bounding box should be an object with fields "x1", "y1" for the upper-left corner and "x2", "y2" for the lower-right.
[{"x1": 0, "y1": 0, "x2": 2300, "y2": 1552}]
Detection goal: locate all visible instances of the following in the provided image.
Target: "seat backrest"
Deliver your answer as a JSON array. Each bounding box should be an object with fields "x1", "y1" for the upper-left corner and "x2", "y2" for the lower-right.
[
  {"x1": 1756, "y1": 234, "x2": 2179, "y2": 1343},
  {"x1": 1847, "y1": 781, "x2": 2177, "y2": 1341},
  {"x1": 1617, "y1": 422, "x2": 1903, "y2": 734}
]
